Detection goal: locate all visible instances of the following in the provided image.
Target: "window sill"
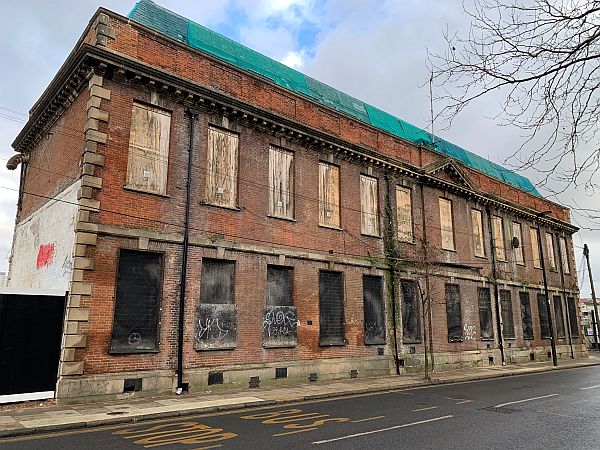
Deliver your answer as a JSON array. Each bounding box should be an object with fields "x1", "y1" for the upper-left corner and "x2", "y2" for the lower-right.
[
  {"x1": 361, "y1": 233, "x2": 381, "y2": 239},
  {"x1": 319, "y1": 339, "x2": 346, "y2": 347},
  {"x1": 124, "y1": 185, "x2": 170, "y2": 198},
  {"x1": 442, "y1": 247, "x2": 457, "y2": 253},
  {"x1": 267, "y1": 214, "x2": 297, "y2": 223},
  {"x1": 448, "y1": 339, "x2": 464, "y2": 343},
  {"x1": 201, "y1": 202, "x2": 242, "y2": 212},
  {"x1": 364, "y1": 340, "x2": 386, "y2": 346},
  {"x1": 109, "y1": 348, "x2": 160, "y2": 355},
  {"x1": 480, "y1": 338, "x2": 495, "y2": 341},
  {"x1": 398, "y1": 239, "x2": 416, "y2": 245},
  {"x1": 504, "y1": 337, "x2": 517, "y2": 340},
  {"x1": 473, "y1": 254, "x2": 487, "y2": 259},
  {"x1": 319, "y1": 224, "x2": 343, "y2": 231},
  {"x1": 263, "y1": 343, "x2": 297, "y2": 349}
]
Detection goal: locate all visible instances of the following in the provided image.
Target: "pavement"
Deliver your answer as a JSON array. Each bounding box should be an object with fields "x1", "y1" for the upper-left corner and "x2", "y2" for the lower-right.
[{"x1": 1, "y1": 354, "x2": 599, "y2": 438}]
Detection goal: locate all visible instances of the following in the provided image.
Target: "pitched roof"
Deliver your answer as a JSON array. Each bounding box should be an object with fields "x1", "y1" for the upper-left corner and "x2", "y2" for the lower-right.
[{"x1": 128, "y1": 0, "x2": 540, "y2": 197}]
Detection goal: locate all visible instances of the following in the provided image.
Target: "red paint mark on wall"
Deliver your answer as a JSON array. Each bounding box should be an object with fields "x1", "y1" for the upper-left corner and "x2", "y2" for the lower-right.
[{"x1": 36, "y1": 244, "x2": 55, "y2": 269}]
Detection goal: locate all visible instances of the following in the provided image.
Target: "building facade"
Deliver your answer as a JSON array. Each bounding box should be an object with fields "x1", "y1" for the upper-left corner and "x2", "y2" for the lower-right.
[{"x1": 7, "y1": 0, "x2": 584, "y2": 401}]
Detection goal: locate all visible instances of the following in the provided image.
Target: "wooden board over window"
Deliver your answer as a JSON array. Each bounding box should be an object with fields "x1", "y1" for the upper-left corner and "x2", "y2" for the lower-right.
[
  {"x1": 207, "y1": 126, "x2": 238, "y2": 208},
  {"x1": 126, "y1": 102, "x2": 171, "y2": 195},
  {"x1": 269, "y1": 146, "x2": 294, "y2": 219},
  {"x1": 553, "y1": 295, "x2": 565, "y2": 338},
  {"x1": 110, "y1": 250, "x2": 162, "y2": 353},
  {"x1": 530, "y1": 227, "x2": 542, "y2": 269},
  {"x1": 318, "y1": 162, "x2": 340, "y2": 227},
  {"x1": 500, "y1": 289, "x2": 515, "y2": 338},
  {"x1": 445, "y1": 283, "x2": 462, "y2": 342},
  {"x1": 559, "y1": 237, "x2": 570, "y2": 274},
  {"x1": 439, "y1": 198, "x2": 455, "y2": 251},
  {"x1": 319, "y1": 271, "x2": 345, "y2": 346},
  {"x1": 401, "y1": 280, "x2": 421, "y2": 343},
  {"x1": 492, "y1": 216, "x2": 506, "y2": 261},
  {"x1": 363, "y1": 275, "x2": 385, "y2": 345},
  {"x1": 520, "y1": 292, "x2": 534, "y2": 340},
  {"x1": 360, "y1": 175, "x2": 379, "y2": 236},
  {"x1": 567, "y1": 296, "x2": 579, "y2": 337},
  {"x1": 512, "y1": 222, "x2": 525, "y2": 265},
  {"x1": 478, "y1": 287, "x2": 494, "y2": 340},
  {"x1": 546, "y1": 232, "x2": 557, "y2": 271},
  {"x1": 471, "y1": 209, "x2": 485, "y2": 257},
  {"x1": 396, "y1": 186, "x2": 413, "y2": 243},
  {"x1": 537, "y1": 294, "x2": 551, "y2": 339}
]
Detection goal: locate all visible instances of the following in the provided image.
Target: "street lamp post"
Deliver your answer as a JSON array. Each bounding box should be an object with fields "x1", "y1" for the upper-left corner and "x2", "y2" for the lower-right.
[{"x1": 536, "y1": 212, "x2": 558, "y2": 366}]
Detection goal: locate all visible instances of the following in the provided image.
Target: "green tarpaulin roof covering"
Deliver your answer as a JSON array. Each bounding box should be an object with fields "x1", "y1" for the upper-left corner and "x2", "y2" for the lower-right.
[{"x1": 128, "y1": 0, "x2": 541, "y2": 197}]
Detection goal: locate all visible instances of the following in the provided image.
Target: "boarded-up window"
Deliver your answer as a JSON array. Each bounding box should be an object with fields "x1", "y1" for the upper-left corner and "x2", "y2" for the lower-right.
[
  {"x1": 267, "y1": 266, "x2": 293, "y2": 306},
  {"x1": 537, "y1": 294, "x2": 551, "y2": 339},
  {"x1": 492, "y1": 216, "x2": 506, "y2": 261},
  {"x1": 520, "y1": 292, "x2": 534, "y2": 340},
  {"x1": 319, "y1": 271, "x2": 345, "y2": 346},
  {"x1": 396, "y1": 186, "x2": 413, "y2": 242},
  {"x1": 546, "y1": 232, "x2": 557, "y2": 271},
  {"x1": 567, "y1": 296, "x2": 579, "y2": 337},
  {"x1": 553, "y1": 295, "x2": 565, "y2": 338},
  {"x1": 110, "y1": 250, "x2": 162, "y2": 353},
  {"x1": 439, "y1": 198, "x2": 455, "y2": 251},
  {"x1": 401, "y1": 280, "x2": 421, "y2": 343},
  {"x1": 512, "y1": 222, "x2": 525, "y2": 265},
  {"x1": 196, "y1": 259, "x2": 237, "y2": 350},
  {"x1": 363, "y1": 275, "x2": 385, "y2": 345},
  {"x1": 530, "y1": 227, "x2": 542, "y2": 269},
  {"x1": 319, "y1": 162, "x2": 340, "y2": 227},
  {"x1": 471, "y1": 209, "x2": 485, "y2": 257},
  {"x1": 200, "y1": 259, "x2": 235, "y2": 305},
  {"x1": 269, "y1": 146, "x2": 294, "y2": 219},
  {"x1": 500, "y1": 289, "x2": 515, "y2": 338},
  {"x1": 126, "y1": 103, "x2": 171, "y2": 195},
  {"x1": 207, "y1": 126, "x2": 238, "y2": 208},
  {"x1": 446, "y1": 284, "x2": 462, "y2": 342},
  {"x1": 478, "y1": 287, "x2": 494, "y2": 340},
  {"x1": 360, "y1": 175, "x2": 379, "y2": 236},
  {"x1": 264, "y1": 266, "x2": 296, "y2": 348},
  {"x1": 559, "y1": 237, "x2": 570, "y2": 274}
]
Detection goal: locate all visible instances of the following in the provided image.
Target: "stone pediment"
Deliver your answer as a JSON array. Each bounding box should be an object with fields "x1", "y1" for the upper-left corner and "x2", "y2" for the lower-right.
[{"x1": 422, "y1": 158, "x2": 476, "y2": 191}]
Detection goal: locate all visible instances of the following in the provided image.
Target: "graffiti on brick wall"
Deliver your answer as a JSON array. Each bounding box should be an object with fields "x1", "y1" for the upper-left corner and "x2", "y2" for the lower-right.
[
  {"x1": 262, "y1": 305, "x2": 298, "y2": 348},
  {"x1": 195, "y1": 304, "x2": 238, "y2": 350},
  {"x1": 463, "y1": 323, "x2": 477, "y2": 340},
  {"x1": 8, "y1": 180, "x2": 80, "y2": 290},
  {"x1": 36, "y1": 243, "x2": 55, "y2": 269}
]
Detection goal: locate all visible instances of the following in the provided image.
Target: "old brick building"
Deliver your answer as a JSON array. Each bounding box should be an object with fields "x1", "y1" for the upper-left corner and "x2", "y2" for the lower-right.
[{"x1": 7, "y1": 0, "x2": 584, "y2": 400}]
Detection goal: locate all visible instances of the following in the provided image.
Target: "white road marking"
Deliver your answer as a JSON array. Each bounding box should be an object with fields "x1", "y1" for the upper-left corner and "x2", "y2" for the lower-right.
[
  {"x1": 494, "y1": 394, "x2": 558, "y2": 408},
  {"x1": 580, "y1": 384, "x2": 600, "y2": 390},
  {"x1": 311, "y1": 415, "x2": 453, "y2": 445},
  {"x1": 413, "y1": 406, "x2": 439, "y2": 412}
]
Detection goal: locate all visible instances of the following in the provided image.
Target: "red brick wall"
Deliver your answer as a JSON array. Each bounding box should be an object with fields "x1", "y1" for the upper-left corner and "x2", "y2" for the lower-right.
[{"x1": 18, "y1": 91, "x2": 87, "y2": 221}]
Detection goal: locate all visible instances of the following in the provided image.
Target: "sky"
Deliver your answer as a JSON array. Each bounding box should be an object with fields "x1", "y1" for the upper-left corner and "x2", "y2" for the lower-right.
[{"x1": 0, "y1": 0, "x2": 597, "y2": 296}]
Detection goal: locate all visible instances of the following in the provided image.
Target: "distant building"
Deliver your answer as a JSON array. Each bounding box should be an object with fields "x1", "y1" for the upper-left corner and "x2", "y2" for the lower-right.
[
  {"x1": 578, "y1": 298, "x2": 598, "y2": 348},
  {"x1": 6, "y1": 0, "x2": 585, "y2": 401}
]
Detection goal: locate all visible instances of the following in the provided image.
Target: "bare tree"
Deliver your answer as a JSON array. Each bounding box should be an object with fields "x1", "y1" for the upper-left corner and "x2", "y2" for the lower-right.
[{"x1": 429, "y1": 0, "x2": 600, "y2": 195}]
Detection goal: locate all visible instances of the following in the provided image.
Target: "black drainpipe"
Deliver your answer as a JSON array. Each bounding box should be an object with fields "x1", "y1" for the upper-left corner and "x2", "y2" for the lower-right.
[
  {"x1": 177, "y1": 108, "x2": 198, "y2": 393},
  {"x1": 486, "y1": 206, "x2": 505, "y2": 365}
]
